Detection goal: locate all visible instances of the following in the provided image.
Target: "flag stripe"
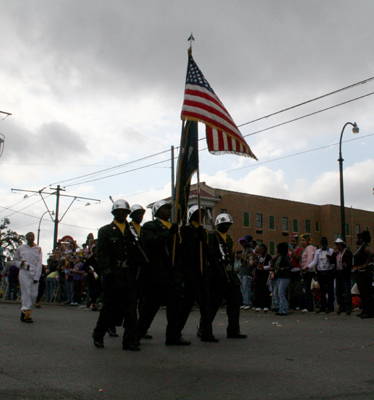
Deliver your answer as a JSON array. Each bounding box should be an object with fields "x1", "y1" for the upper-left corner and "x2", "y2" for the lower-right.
[
  {"x1": 182, "y1": 110, "x2": 249, "y2": 148},
  {"x1": 206, "y1": 126, "x2": 255, "y2": 157},
  {"x1": 183, "y1": 85, "x2": 240, "y2": 134}
]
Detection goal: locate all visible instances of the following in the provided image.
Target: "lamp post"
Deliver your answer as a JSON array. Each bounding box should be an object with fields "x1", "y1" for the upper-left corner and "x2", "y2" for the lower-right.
[
  {"x1": 339, "y1": 122, "x2": 359, "y2": 242},
  {"x1": 37, "y1": 210, "x2": 54, "y2": 245}
]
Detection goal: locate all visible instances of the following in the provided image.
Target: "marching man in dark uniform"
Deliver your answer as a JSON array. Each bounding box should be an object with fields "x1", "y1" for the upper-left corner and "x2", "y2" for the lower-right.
[
  {"x1": 179, "y1": 205, "x2": 218, "y2": 342},
  {"x1": 92, "y1": 199, "x2": 140, "y2": 351},
  {"x1": 83, "y1": 245, "x2": 101, "y2": 311},
  {"x1": 137, "y1": 200, "x2": 190, "y2": 346},
  {"x1": 128, "y1": 204, "x2": 152, "y2": 340},
  {"x1": 207, "y1": 213, "x2": 247, "y2": 339}
]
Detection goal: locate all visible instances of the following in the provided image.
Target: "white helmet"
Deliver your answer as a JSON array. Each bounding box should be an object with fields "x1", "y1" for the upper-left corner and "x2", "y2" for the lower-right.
[
  {"x1": 152, "y1": 200, "x2": 171, "y2": 218},
  {"x1": 215, "y1": 213, "x2": 233, "y2": 226},
  {"x1": 111, "y1": 199, "x2": 130, "y2": 214},
  {"x1": 187, "y1": 205, "x2": 203, "y2": 222},
  {"x1": 129, "y1": 204, "x2": 145, "y2": 218}
]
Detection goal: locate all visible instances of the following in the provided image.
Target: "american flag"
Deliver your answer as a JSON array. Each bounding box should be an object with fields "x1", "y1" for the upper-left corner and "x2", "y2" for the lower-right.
[{"x1": 181, "y1": 52, "x2": 257, "y2": 160}]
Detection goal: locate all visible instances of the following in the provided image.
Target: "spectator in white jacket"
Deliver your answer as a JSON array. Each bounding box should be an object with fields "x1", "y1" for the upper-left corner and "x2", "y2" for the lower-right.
[{"x1": 14, "y1": 232, "x2": 43, "y2": 323}]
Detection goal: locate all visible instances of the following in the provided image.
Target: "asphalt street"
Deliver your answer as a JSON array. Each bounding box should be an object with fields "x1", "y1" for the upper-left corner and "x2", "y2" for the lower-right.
[{"x1": 1, "y1": 302, "x2": 374, "y2": 400}]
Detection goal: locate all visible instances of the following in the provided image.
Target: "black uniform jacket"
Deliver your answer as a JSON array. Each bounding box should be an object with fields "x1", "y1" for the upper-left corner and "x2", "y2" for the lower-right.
[
  {"x1": 208, "y1": 231, "x2": 240, "y2": 287},
  {"x1": 139, "y1": 219, "x2": 182, "y2": 285},
  {"x1": 180, "y1": 224, "x2": 210, "y2": 283},
  {"x1": 97, "y1": 221, "x2": 138, "y2": 289}
]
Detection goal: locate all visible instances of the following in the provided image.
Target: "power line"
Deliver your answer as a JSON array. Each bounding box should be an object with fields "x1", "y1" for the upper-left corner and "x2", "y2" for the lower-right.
[
  {"x1": 63, "y1": 90, "x2": 374, "y2": 188},
  {"x1": 237, "y1": 76, "x2": 374, "y2": 128},
  {"x1": 4, "y1": 134, "x2": 373, "y2": 234},
  {"x1": 49, "y1": 76, "x2": 374, "y2": 188},
  {"x1": 0, "y1": 193, "x2": 39, "y2": 216},
  {"x1": 207, "y1": 133, "x2": 374, "y2": 177},
  {"x1": 64, "y1": 158, "x2": 171, "y2": 188},
  {"x1": 242, "y1": 91, "x2": 374, "y2": 139},
  {"x1": 49, "y1": 148, "x2": 173, "y2": 187},
  {"x1": 0, "y1": 195, "x2": 52, "y2": 219}
]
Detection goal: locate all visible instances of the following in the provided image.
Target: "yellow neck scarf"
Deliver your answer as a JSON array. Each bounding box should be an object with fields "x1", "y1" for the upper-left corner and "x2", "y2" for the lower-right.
[
  {"x1": 159, "y1": 219, "x2": 172, "y2": 229},
  {"x1": 216, "y1": 230, "x2": 227, "y2": 242},
  {"x1": 113, "y1": 219, "x2": 126, "y2": 236},
  {"x1": 131, "y1": 221, "x2": 141, "y2": 236}
]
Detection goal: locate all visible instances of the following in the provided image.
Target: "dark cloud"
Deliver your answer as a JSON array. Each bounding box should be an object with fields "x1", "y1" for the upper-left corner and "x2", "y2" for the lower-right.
[
  {"x1": 2, "y1": 120, "x2": 89, "y2": 162},
  {"x1": 2, "y1": 0, "x2": 374, "y2": 110}
]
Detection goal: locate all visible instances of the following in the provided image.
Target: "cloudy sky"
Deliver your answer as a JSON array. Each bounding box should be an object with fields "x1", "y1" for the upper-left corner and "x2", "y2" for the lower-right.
[{"x1": 1, "y1": 0, "x2": 374, "y2": 259}]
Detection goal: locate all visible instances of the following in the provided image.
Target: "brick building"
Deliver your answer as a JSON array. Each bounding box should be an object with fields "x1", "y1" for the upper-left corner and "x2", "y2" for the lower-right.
[{"x1": 184, "y1": 182, "x2": 374, "y2": 255}]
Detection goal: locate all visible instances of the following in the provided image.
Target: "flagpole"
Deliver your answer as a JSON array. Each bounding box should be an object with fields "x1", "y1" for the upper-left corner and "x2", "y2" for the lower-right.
[
  {"x1": 196, "y1": 124, "x2": 204, "y2": 275},
  {"x1": 171, "y1": 145, "x2": 175, "y2": 223},
  {"x1": 172, "y1": 120, "x2": 186, "y2": 267}
]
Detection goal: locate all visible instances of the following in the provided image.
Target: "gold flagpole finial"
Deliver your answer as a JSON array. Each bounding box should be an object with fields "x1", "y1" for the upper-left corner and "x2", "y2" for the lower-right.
[{"x1": 187, "y1": 33, "x2": 195, "y2": 54}]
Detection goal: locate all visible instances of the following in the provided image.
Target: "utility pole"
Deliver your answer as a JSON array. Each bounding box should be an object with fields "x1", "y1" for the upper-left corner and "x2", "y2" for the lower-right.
[
  {"x1": 52, "y1": 185, "x2": 62, "y2": 250},
  {"x1": 11, "y1": 187, "x2": 100, "y2": 250}
]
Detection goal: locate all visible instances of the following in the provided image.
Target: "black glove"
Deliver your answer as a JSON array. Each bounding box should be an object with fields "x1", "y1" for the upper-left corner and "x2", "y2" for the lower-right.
[{"x1": 169, "y1": 223, "x2": 179, "y2": 235}]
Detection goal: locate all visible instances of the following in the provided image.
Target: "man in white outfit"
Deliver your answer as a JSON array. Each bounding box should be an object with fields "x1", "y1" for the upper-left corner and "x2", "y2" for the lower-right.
[{"x1": 14, "y1": 232, "x2": 43, "y2": 323}]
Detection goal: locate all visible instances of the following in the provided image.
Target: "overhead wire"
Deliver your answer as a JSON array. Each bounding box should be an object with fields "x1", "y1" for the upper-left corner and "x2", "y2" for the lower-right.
[
  {"x1": 237, "y1": 76, "x2": 374, "y2": 128},
  {"x1": 48, "y1": 76, "x2": 374, "y2": 188},
  {"x1": 60, "y1": 90, "x2": 374, "y2": 188},
  {"x1": 0, "y1": 193, "x2": 39, "y2": 216},
  {"x1": 64, "y1": 158, "x2": 171, "y2": 188},
  {"x1": 5, "y1": 134, "x2": 374, "y2": 232},
  {"x1": 0, "y1": 194, "x2": 53, "y2": 220},
  {"x1": 49, "y1": 148, "x2": 173, "y2": 186},
  {"x1": 208, "y1": 133, "x2": 374, "y2": 177}
]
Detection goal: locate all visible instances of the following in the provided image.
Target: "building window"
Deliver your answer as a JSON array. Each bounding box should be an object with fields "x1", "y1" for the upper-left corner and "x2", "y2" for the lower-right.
[
  {"x1": 356, "y1": 224, "x2": 361, "y2": 235},
  {"x1": 305, "y1": 220, "x2": 311, "y2": 234},
  {"x1": 269, "y1": 215, "x2": 275, "y2": 230},
  {"x1": 269, "y1": 241, "x2": 275, "y2": 256},
  {"x1": 345, "y1": 223, "x2": 350, "y2": 237},
  {"x1": 256, "y1": 213, "x2": 263, "y2": 229},
  {"x1": 243, "y1": 212, "x2": 250, "y2": 228},
  {"x1": 282, "y1": 217, "x2": 288, "y2": 231},
  {"x1": 293, "y1": 219, "x2": 299, "y2": 233},
  {"x1": 315, "y1": 221, "x2": 320, "y2": 232}
]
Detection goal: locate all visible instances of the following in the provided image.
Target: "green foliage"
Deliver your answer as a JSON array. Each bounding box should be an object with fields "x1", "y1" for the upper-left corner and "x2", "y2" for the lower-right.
[{"x1": 0, "y1": 219, "x2": 26, "y2": 258}]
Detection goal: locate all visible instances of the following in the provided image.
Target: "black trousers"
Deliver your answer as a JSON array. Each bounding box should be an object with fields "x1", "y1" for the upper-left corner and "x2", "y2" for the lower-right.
[
  {"x1": 207, "y1": 279, "x2": 242, "y2": 336},
  {"x1": 178, "y1": 277, "x2": 213, "y2": 338},
  {"x1": 253, "y1": 270, "x2": 271, "y2": 309},
  {"x1": 317, "y1": 269, "x2": 335, "y2": 311},
  {"x1": 87, "y1": 279, "x2": 101, "y2": 307},
  {"x1": 356, "y1": 270, "x2": 374, "y2": 316},
  {"x1": 300, "y1": 272, "x2": 315, "y2": 311},
  {"x1": 289, "y1": 271, "x2": 303, "y2": 309},
  {"x1": 36, "y1": 278, "x2": 46, "y2": 302},
  {"x1": 137, "y1": 282, "x2": 182, "y2": 341},
  {"x1": 93, "y1": 286, "x2": 138, "y2": 345},
  {"x1": 335, "y1": 271, "x2": 352, "y2": 312}
]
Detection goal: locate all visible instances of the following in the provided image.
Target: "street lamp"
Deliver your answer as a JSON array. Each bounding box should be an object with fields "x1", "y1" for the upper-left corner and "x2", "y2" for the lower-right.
[
  {"x1": 339, "y1": 122, "x2": 359, "y2": 242},
  {"x1": 37, "y1": 210, "x2": 55, "y2": 245}
]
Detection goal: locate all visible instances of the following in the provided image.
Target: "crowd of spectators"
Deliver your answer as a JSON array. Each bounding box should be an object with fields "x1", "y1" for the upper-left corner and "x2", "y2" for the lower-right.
[
  {"x1": 234, "y1": 231, "x2": 374, "y2": 317},
  {"x1": 0, "y1": 233, "x2": 100, "y2": 309},
  {"x1": 2, "y1": 230, "x2": 374, "y2": 320}
]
